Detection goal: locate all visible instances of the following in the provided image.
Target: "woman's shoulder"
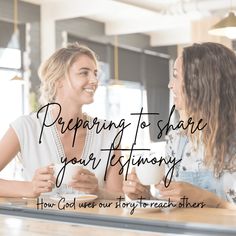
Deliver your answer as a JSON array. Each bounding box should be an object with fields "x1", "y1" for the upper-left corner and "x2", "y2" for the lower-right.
[
  {"x1": 9, "y1": 113, "x2": 40, "y2": 144},
  {"x1": 13, "y1": 112, "x2": 38, "y2": 123},
  {"x1": 11, "y1": 112, "x2": 40, "y2": 131}
]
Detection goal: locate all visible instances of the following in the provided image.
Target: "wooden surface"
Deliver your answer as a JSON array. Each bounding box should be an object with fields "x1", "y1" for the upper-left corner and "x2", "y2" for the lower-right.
[
  {"x1": 0, "y1": 197, "x2": 236, "y2": 235},
  {"x1": 0, "y1": 214, "x2": 162, "y2": 236}
]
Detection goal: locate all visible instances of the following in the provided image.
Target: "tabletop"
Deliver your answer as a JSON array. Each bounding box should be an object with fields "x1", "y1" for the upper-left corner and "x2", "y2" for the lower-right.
[
  {"x1": 0, "y1": 214, "x2": 164, "y2": 236},
  {"x1": 0, "y1": 196, "x2": 236, "y2": 235}
]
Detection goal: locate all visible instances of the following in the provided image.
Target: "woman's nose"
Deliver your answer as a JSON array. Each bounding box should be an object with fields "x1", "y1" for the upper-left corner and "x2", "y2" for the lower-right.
[{"x1": 89, "y1": 73, "x2": 98, "y2": 84}]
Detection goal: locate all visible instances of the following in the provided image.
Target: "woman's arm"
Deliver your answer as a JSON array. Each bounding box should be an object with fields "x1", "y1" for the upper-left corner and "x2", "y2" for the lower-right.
[
  {"x1": 0, "y1": 179, "x2": 33, "y2": 198},
  {"x1": 155, "y1": 180, "x2": 236, "y2": 209},
  {"x1": 0, "y1": 127, "x2": 28, "y2": 197},
  {"x1": 0, "y1": 127, "x2": 54, "y2": 198},
  {"x1": 0, "y1": 127, "x2": 20, "y2": 172}
]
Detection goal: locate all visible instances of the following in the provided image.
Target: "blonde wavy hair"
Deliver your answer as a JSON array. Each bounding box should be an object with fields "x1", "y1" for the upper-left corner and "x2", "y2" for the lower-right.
[
  {"x1": 38, "y1": 42, "x2": 98, "y2": 104},
  {"x1": 182, "y1": 42, "x2": 236, "y2": 176}
]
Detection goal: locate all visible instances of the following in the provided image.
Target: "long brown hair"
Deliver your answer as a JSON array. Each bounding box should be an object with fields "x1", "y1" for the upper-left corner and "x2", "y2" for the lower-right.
[{"x1": 182, "y1": 42, "x2": 236, "y2": 175}]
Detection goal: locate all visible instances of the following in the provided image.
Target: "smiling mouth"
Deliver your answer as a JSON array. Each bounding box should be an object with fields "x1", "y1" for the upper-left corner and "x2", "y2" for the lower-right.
[{"x1": 83, "y1": 88, "x2": 95, "y2": 94}]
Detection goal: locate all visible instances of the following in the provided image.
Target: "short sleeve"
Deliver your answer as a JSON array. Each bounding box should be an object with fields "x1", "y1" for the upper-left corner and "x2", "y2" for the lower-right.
[
  {"x1": 10, "y1": 115, "x2": 35, "y2": 155},
  {"x1": 10, "y1": 116, "x2": 26, "y2": 153}
]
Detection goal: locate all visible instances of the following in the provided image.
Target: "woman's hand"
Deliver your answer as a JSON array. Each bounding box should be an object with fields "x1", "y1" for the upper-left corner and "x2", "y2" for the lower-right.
[
  {"x1": 155, "y1": 180, "x2": 221, "y2": 207},
  {"x1": 122, "y1": 168, "x2": 151, "y2": 200},
  {"x1": 30, "y1": 165, "x2": 55, "y2": 197},
  {"x1": 69, "y1": 168, "x2": 99, "y2": 194}
]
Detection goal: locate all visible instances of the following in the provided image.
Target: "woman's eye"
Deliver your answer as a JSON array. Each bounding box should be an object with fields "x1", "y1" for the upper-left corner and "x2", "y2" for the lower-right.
[{"x1": 79, "y1": 71, "x2": 89, "y2": 76}]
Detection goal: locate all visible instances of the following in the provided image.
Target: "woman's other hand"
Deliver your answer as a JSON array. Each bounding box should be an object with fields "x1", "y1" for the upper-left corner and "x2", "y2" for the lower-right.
[
  {"x1": 30, "y1": 165, "x2": 55, "y2": 197},
  {"x1": 155, "y1": 180, "x2": 224, "y2": 208},
  {"x1": 69, "y1": 168, "x2": 99, "y2": 194},
  {"x1": 122, "y1": 168, "x2": 151, "y2": 200}
]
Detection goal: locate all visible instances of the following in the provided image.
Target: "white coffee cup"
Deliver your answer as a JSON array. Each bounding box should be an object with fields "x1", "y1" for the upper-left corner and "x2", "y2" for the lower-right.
[
  {"x1": 135, "y1": 152, "x2": 165, "y2": 185},
  {"x1": 53, "y1": 163, "x2": 82, "y2": 185}
]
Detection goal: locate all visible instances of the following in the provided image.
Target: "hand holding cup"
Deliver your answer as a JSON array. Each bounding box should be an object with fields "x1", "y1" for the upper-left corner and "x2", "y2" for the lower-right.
[
  {"x1": 68, "y1": 168, "x2": 99, "y2": 194},
  {"x1": 123, "y1": 168, "x2": 151, "y2": 200},
  {"x1": 30, "y1": 165, "x2": 55, "y2": 197}
]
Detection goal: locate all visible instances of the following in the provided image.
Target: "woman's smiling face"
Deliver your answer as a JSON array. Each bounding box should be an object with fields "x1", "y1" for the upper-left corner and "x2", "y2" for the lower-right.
[{"x1": 59, "y1": 55, "x2": 99, "y2": 105}]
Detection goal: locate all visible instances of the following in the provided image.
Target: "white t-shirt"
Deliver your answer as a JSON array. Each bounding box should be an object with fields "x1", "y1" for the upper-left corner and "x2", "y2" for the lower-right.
[{"x1": 11, "y1": 110, "x2": 120, "y2": 187}]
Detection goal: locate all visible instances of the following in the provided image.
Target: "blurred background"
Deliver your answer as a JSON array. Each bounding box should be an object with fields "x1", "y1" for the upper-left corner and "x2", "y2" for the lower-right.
[{"x1": 1, "y1": 0, "x2": 236, "y2": 179}]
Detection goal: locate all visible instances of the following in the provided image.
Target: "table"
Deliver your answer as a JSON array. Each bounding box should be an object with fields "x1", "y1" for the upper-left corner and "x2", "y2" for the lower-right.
[
  {"x1": 0, "y1": 214, "x2": 162, "y2": 236},
  {"x1": 0, "y1": 197, "x2": 235, "y2": 235}
]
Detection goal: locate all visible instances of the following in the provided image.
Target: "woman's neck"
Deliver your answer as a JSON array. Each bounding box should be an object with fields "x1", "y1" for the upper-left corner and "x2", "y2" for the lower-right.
[{"x1": 52, "y1": 98, "x2": 84, "y2": 126}]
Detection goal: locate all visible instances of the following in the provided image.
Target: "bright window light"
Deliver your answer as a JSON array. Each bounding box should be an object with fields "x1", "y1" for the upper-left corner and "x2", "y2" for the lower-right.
[{"x1": 0, "y1": 48, "x2": 21, "y2": 69}]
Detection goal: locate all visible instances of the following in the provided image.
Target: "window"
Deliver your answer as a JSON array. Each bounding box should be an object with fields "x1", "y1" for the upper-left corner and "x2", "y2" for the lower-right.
[
  {"x1": 0, "y1": 47, "x2": 25, "y2": 180},
  {"x1": 0, "y1": 47, "x2": 24, "y2": 136},
  {"x1": 0, "y1": 48, "x2": 21, "y2": 69}
]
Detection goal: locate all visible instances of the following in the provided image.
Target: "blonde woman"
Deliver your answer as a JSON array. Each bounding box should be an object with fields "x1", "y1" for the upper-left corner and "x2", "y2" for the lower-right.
[
  {"x1": 123, "y1": 42, "x2": 236, "y2": 209},
  {"x1": 0, "y1": 43, "x2": 123, "y2": 198}
]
